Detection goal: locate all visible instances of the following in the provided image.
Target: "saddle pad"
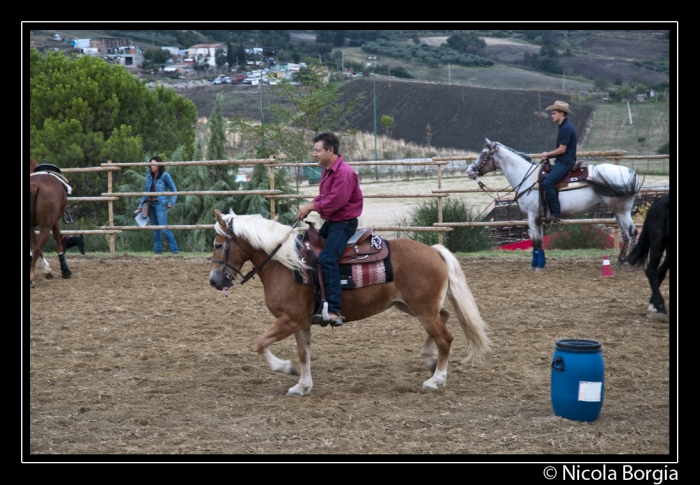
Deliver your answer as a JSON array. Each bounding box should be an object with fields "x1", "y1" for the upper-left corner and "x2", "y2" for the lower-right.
[
  {"x1": 294, "y1": 240, "x2": 393, "y2": 289},
  {"x1": 31, "y1": 171, "x2": 72, "y2": 194}
]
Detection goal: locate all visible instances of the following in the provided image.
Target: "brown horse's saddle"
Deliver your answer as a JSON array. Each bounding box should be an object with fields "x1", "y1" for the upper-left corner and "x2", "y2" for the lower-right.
[
  {"x1": 296, "y1": 221, "x2": 392, "y2": 291},
  {"x1": 533, "y1": 160, "x2": 589, "y2": 192},
  {"x1": 31, "y1": 168, "x2": 72, "y2": 195},
  {"x1": 31, "y1": 164, "x2": 74, "y2": 223}
]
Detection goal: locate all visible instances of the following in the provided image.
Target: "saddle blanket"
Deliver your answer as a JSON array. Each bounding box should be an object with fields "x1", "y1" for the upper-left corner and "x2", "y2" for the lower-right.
[
  {"x1": 31, "y1": 171, "x2": 72, "y2": 194},
  {"x1": 294, "y1": 240, "x2": 394, "y2": 289}
]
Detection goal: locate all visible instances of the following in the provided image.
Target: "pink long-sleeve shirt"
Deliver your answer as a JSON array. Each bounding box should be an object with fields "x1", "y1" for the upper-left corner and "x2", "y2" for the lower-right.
[{"x1": 313, "y1": 154, "x2": 363, "y2": 221}]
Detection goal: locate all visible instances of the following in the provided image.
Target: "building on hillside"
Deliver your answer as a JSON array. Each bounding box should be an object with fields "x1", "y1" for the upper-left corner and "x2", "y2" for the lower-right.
[
  {"x1": 90, "y1": 37, "x2": 133, "y2": 53},
  {"x1": 187, "y1": 43, "x2": 226, "y2": 67}
]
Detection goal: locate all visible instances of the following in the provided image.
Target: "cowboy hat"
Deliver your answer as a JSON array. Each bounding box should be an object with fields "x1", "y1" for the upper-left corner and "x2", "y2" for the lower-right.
[{"x1": 545, "y1": 100, "x2": 573, "y2": 115}]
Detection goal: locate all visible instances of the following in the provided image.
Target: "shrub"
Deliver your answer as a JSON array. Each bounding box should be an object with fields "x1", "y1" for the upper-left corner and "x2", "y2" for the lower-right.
[
  {"x1": 393, "y1": 198, "x2": 492, "y2": 253},
  {"x1": 547, "y1": 222, "x2": 612, "y2": 250}
]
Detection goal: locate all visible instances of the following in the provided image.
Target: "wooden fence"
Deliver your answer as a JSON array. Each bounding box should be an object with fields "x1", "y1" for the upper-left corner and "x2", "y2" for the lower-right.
[{"x1": 52, "y1": 152, "x2": 669, "y2": 255}]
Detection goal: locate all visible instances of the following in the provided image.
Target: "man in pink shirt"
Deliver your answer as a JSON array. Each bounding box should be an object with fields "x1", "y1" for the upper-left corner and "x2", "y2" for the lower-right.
[{"x1": 297, "y1": 132, "x2": 363, "y2": 327}]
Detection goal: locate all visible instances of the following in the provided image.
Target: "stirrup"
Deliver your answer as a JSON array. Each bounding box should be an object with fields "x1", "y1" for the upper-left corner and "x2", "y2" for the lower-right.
[{"x1": 63, "y1": 208, "x2": 74, "y2": 224}]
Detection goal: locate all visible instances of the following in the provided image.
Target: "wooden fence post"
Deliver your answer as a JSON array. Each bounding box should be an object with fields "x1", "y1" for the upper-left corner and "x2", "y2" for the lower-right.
[{"x1": 107, "y1": 160, "x2": 115, "y2": 255}]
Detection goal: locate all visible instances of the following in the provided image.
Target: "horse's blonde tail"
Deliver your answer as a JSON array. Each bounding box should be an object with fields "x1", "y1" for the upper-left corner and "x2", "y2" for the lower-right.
[{"x1": 432, "y1": 244, "x2": 491, "y2": 365}]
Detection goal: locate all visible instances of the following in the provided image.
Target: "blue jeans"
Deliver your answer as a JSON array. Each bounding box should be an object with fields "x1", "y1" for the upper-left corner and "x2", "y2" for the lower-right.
[
  {"x1": 148, "y1": 201, "x2": 179, "y2": 254},
  {"x1": 543, "y1": 160, "x2": 575, "y2": 216},
  {"x1": 318, "y1": 218, "x2": 358, "y2": 315}
]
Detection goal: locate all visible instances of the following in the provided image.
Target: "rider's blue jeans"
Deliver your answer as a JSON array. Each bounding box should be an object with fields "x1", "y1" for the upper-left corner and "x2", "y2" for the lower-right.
[
  {"x1": 148, "y1": 201, "x2": 179, "y2": 254},
  {"x1": 318, "y1": 218, "x2": 358, "y2": 315},
  {"x1": 543, "y1": 160, "x2": 575, "y2": 217}
]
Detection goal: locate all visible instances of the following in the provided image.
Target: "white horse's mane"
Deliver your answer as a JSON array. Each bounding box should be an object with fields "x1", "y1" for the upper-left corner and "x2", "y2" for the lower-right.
[
  {"x1": 214, "y1": 210, "x2": 308, "y2": 273},
  {"x1": 496, "y1": 142, "x2": 533, "y2": 163}
]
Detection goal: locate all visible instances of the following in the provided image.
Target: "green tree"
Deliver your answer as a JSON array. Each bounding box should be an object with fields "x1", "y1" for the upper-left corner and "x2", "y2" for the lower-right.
[
  {"x1": 215, "y1": 48, "x2": 227, "y2": 69},
  {"x1": 227, "y1": 41, "x2": 234, "y2": 70},
  {"x1": 207, "y1": 94, "x2": 228, "y2": 162},
  {"x1": 30, "y1": 50, "x2": 198, "y2": 225},
  {"x1": 380, "y1": 114, "x2": 394, "y2": 138},
  {"x1": 229, "y1": 68, "x2": 364, "y2": 222},
  {"x1": 142, "y1": 47, "x2": 171, "y2": 69}
]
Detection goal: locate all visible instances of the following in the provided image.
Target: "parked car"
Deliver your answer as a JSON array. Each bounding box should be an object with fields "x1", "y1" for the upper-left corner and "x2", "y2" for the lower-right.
[
  {"x1": 223, "y1": 76, "x2": 231, "y2": 84},
  {"x1": 212, "y1": 78, "x2": 222, "y2": 85}
]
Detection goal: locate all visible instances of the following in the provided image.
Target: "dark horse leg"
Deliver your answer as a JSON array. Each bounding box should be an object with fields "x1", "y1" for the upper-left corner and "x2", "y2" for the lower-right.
[
  {"x1": 646, "y1": 240, "x2": 669, "y2": 315},
  {"x1": 52, "y1": 220, "x2": 71, "y2": 279}
]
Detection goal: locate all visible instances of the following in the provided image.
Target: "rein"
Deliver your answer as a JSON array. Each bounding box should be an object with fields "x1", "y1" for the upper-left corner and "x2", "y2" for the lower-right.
[
  {"x1": 212, "y1": 218, "x2": 301, "y2": 286},
  {"x1": 472, "y1": 143, "x2": 543, "y2": 203}
]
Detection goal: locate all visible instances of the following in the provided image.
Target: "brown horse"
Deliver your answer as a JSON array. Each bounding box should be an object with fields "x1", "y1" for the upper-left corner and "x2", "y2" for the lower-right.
[
  {"x1": 29, "y1": 156, "x2": 72, "y2": 287},
  {"x1": 208, "y1": 209, "x2": 491, "y2": 396}
]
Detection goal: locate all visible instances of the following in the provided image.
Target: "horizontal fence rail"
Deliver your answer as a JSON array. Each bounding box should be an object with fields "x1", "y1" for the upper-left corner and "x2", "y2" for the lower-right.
[{"x1": 40, "y1": 153, "x2": 669, "y2": 255}]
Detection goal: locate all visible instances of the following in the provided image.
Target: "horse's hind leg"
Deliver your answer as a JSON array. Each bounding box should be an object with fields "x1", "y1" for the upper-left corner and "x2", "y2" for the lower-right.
[
  {"x1": 614, "y1": 212, "x2": 638, "y2": 266},
  {"x1": 416, "y1": 314, "x2": 454, "y2": 391},
  {"x1": 420, "y1": 309, "x2": 449, "y2": 373},
  {"x1": 52, "y1": 222, "x2": 71, "y2": 279},
  {"x1": 646, "y1": 246, "x2": 668, "y2": 315},
  {"x1": 35, "y1": 227, "x2": 53, "y2": 280}
]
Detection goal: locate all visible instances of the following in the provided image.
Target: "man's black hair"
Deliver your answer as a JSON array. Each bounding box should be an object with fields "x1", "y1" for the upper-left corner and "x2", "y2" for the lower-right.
[{"x1": 313, "y1": 132, "x2": 340, "y2": 155}]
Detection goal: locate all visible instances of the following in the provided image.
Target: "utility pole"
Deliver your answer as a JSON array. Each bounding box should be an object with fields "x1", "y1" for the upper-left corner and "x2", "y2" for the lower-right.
[{"x1": 373, "y1": 64, "x2": 378, "y2": 179}]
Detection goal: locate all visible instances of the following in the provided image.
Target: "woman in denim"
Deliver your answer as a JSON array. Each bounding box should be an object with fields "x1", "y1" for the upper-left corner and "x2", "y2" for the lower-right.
[{"x1": 137, "y1": 156, "x2": 179, "y2": 254}]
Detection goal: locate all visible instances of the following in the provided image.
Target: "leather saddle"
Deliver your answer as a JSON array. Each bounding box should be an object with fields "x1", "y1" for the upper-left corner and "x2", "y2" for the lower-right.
[
  {"x1": 301, "y1": 221, "x2": 389, "y2": 265},
  {"x1": 537, "y1": 160, "x2": 589, "y2": 190},
  {"x1": 31, "y1": 164, "x2": 74, "y2": 224}
]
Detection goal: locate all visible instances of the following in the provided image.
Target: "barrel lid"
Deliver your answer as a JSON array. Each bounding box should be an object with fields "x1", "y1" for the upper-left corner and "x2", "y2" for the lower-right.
[{"x1": 556, "y1": 339, "x2": 602, "y2": 351}]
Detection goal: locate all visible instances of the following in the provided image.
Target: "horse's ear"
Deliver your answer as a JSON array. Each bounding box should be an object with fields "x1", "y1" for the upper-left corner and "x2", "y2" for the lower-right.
[
  {"x1": 485, "y1": 138, "x2": 492, "y2": 146},
  {"x1": 215, "y1": 210, "x2": 226, "y2": 230}
]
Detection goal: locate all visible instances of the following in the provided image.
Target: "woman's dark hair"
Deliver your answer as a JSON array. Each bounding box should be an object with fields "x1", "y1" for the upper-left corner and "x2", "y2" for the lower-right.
[
  {"x1": 313, "y1": 132, "x2": 340, "y2": 155},
  {"x1": 150, "y1": 155, "x2": 165, "y2": 176}
]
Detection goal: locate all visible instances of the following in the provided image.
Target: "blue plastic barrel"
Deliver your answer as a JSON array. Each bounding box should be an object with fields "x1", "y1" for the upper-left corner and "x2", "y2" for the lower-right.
[{"x1": 550, "y1": 339, "x2": 604, "y2": 422}]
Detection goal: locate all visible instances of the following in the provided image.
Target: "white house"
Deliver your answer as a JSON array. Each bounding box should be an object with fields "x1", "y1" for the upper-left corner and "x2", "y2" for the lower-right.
[{"x1": 187, "y1": 43, "x2": 226, "y2": 66}]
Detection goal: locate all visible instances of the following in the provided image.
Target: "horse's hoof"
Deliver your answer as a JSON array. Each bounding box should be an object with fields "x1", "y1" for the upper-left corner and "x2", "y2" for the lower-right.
[
  {"x1": 62, "y1": 271, "x2": 72, "y2": 279},
  {"x1": 45, "y1": 273, "x2": 54, "y2": 280},
  {"x1": 30, "y1": 281, "x2": 35, "y2": 288},
  {"x1": 286, "y1": 390, "x2": 304, "y2": 397}
]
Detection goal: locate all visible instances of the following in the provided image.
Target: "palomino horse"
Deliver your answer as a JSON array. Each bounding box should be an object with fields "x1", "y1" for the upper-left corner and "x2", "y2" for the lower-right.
[
  {"x1": 624, "y1": 193, "x2": 670, "y2": 317},
  {"x1": 29, "y1": 156, "x2": 72, "y2": 287},
  {"x1": 208, "y1": 209, "x2": 490, "y2": 396},
  {"x1": 467, "y1": 138, "x2": 641, "y2": 272}
]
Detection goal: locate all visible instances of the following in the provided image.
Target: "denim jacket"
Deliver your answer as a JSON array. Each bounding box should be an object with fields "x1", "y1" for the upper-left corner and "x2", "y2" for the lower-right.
[{"x1": 141, "y1": 172, "x2": 177, "y2": 207}]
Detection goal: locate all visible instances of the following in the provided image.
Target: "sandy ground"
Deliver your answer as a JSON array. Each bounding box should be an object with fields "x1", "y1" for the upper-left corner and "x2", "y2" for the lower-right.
[{"x1": 26, "y1": 251, "x2": 673, "y2": 459}]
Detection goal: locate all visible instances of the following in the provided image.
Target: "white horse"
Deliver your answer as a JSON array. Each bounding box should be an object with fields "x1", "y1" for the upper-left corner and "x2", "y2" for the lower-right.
[{"x1": 466, "y1": 138, "x2": 640, "y2": 272}]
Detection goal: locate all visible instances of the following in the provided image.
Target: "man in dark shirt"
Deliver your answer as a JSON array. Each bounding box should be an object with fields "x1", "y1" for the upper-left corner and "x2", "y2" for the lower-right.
[
  {"x1": 540, "y1": 100, "x2": 578, "y2": 223},
  {"x1": 297, "y1": 132, "x2": 363, "y2": 327}
]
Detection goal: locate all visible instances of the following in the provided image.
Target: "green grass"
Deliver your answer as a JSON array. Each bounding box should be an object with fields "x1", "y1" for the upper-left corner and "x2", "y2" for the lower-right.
[{"x1": 581, "y1": 102, "x2": 670, "y2": 155}]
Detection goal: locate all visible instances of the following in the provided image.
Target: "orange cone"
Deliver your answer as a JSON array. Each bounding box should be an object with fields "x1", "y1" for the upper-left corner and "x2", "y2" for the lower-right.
[{"x1": 601, "y1": 255, "x2": 614, "y2": 277}]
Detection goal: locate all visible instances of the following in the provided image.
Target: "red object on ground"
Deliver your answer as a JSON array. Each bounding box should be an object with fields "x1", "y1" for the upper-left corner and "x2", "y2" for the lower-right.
[
  {"x1": 497, "y1": 235, "x2": 619, "y2": 251},
  {"x1": 601, "y1": 255, "x2": 614, "y2": 277},
  {"x1": 497, "y1": 236, "x2": 551, "y2": 251}
]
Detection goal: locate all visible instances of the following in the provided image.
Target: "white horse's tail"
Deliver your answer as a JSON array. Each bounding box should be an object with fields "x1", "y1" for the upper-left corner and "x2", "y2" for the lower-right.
[
  {"x1": 587, "y1": 165, "x2": 641, "y2": 198},
  {"x1": 432, "y1": 244, "x2": 491, "y2": 364}
]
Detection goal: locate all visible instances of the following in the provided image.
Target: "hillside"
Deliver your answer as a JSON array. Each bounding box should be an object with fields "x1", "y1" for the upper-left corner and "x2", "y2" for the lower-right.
[{"x1": 30, "y1": 27, "x2": 672, "y2": 155}]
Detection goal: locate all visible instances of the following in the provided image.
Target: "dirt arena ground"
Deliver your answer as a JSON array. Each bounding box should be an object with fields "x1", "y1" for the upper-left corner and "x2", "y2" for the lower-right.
[{"x1": 26, "y1": 253, "x2": 673, "y2": 460}]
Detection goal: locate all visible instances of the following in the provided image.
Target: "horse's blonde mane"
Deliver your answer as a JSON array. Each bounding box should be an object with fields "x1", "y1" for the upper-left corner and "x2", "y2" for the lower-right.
[{"x1": 214, "y1": 210, "x2": 308, "y2": 273}]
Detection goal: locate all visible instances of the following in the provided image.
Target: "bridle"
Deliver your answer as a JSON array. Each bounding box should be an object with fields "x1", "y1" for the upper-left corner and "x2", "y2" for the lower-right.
[
  {"x1": 211, "y1": 217, "x2": 300, "y2": 286},
  {"x1": 470, "y1": 142, "x2": 543, "y2": 202}
]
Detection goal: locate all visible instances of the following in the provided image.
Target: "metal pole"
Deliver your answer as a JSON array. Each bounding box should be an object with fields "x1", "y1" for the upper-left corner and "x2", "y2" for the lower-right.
[{"x1": 373, "y1": 66, "x2": 378, "y2": 179}]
